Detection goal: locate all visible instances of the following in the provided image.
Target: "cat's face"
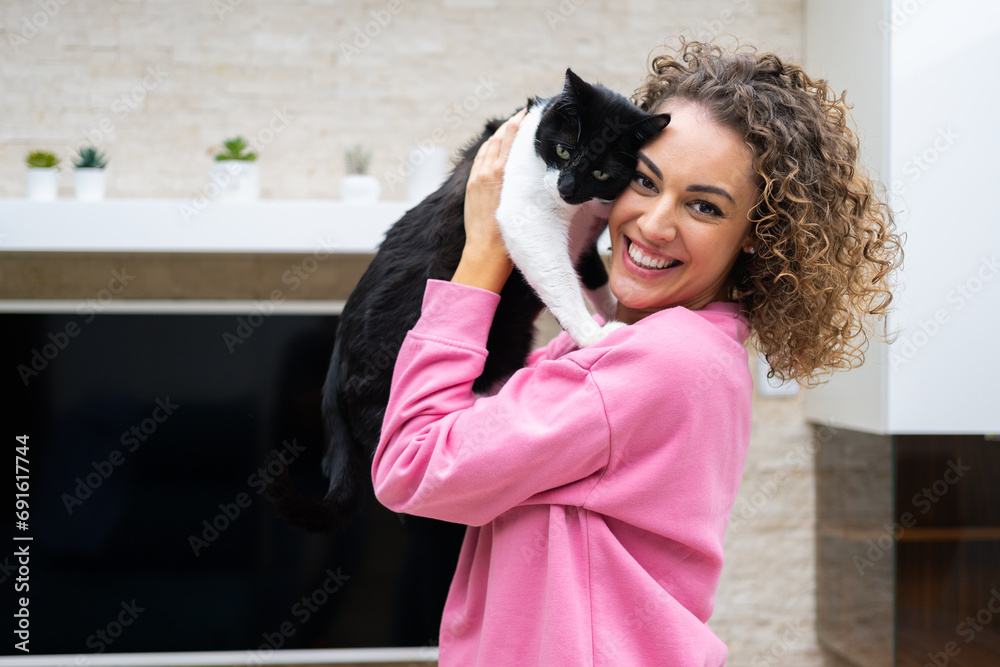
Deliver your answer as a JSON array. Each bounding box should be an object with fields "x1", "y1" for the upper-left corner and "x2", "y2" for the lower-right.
[{"x1": 535, "y1": 70, "x2": 670, "y2": 206}]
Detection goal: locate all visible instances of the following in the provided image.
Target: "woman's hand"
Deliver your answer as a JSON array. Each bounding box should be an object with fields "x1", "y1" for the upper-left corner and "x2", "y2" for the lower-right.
[{"x1": 451, "y1": 109, "x2": 526, "y2": 294}]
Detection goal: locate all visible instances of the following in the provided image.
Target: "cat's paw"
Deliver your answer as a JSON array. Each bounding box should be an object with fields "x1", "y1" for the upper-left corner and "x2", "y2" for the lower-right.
[{"x1": 570, "y1": 320, "x2": 628, "y2": 348}]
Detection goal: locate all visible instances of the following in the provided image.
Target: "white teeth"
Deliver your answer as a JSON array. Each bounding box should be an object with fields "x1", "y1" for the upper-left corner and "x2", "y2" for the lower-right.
[{"x1": 627, "y1": 240, "x2": 677, "y2": 270}]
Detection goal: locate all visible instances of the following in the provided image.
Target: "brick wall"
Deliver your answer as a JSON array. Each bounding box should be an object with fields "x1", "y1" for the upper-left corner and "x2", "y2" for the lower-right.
[{"x1": 1, "y1": 0, "x2": 801, "y2": 200}]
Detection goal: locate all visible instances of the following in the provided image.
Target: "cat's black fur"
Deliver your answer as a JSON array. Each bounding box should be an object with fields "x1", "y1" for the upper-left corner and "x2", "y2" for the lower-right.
[{"x1": 267, "y1": 71, "x2": 669, "y2": 533}]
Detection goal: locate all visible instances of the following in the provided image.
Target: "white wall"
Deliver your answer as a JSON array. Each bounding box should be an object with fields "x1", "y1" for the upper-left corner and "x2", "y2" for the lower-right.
[
  {"x1": 803, "y1": 0, "x2": 890, "y2": 434},
  {"x1": 884, "y1": 0, "x2": 1000, "y2": 433},
  {"x1": 804, "y1": 0, "x2": 1000, "y2": 434}
]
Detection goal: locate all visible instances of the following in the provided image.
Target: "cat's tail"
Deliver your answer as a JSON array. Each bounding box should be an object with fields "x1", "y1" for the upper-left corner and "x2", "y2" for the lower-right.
[
  {"x1": 266, "y1": 458, "x2": 363, "y2": 535},
  {"x1": 266, "y1": 404, "x2": 365, "y2": 534}
]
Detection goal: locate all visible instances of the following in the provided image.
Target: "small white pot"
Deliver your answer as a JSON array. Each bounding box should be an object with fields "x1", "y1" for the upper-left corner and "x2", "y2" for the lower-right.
[
  {"x1": 26, "y1": 168, "x2": 59, "y2": 201},
  {"x1": 74, "y1": 168, "x2": 107, "y2": 202},
  {"x1": 340, "y1": 174, "x2": 381, "y2": 203},
  {"x1": 210, "y1": 161, "x2": 260, "y2": 201},
  {"x1": 406, "y1": 145, "x2": 447, "y2": 202}
]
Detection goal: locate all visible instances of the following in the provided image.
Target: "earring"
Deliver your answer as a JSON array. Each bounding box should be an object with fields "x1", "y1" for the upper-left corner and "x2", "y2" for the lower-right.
[{"x1": 745, "y1": 246, "x2": 756, "y2": 254}]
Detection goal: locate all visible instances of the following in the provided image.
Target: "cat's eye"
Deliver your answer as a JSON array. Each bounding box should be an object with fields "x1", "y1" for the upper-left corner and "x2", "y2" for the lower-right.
[
  {"x1": 555, "y1": 145, "x2": 571, "y2": 160},
  {"x1": 592, "y1": 170, "x2": 610, "y2": 181}
]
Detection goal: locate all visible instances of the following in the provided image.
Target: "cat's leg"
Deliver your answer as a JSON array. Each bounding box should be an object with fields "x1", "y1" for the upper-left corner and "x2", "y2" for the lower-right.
[
  {"x1": 498, "y1": 201, "x2": 624, "y2": 348},
  {"x1": 579, "y1": 315, "x2": 627, "y2": 346}
]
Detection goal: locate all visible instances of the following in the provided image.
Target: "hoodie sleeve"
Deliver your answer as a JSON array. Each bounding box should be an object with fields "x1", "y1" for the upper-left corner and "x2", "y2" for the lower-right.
[{"x1": 372, "y1": 280, "x2": 610, "y2": 526}]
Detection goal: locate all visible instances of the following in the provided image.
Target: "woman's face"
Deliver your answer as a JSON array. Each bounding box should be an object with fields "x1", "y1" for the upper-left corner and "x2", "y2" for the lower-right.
[{"x1": 608, "y1": 101, "x2": 757, "y2": 323}]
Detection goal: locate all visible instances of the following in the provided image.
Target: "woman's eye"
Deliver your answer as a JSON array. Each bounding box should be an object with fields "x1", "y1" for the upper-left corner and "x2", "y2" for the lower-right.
[
  {"x1": 632, "y1": 172, "x2": 655, "y2": 191},
  {"x1": 692, "y1": 201, "x2": 723, "y2": 217},
  {"x1": 555, "y1": 145, "x2": 571, "y2": 160},
  {"x1": 592, "y1": 170, "x2": 610, "y2": 181}
]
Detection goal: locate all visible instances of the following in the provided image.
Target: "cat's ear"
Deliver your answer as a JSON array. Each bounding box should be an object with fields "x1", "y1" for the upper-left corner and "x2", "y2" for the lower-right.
[
  {"x1": 562, "y1": 68, "x2": 592, "y2": 101},
  {"x1": 564, "y1": 68, "x2": 584, "y2": 90},
  {"x1": 634, "y1": 113, "x2": 671, "y2": 140},
  {"x1": 647, "y1": 113, "x2": 671, "y2": 131}
]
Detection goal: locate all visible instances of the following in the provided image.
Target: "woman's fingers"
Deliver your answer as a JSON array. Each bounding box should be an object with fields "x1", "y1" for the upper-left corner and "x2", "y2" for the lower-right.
[
  {"x1": 493, "y1": 108, "x2": 527, "y2": 162},
  {"x1": 454, "y1": 110, "x2": 526, "y2": 292},
  {"x1": 471, "y1": 108, "x2": 527, "y2": 182},
  {"x1": 462, "y1": 110, "x2": 529, "y2": 257}
]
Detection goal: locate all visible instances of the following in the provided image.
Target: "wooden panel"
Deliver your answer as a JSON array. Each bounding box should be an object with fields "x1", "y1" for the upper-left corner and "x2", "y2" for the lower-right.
[
  {"x1": 895, "y1": 435, "x2": 1000, "y2": 667},
  {"x1": 0, "y1": 251, "x2": 373, "y2": 301},
  {"x1": 814, "y1": 425, "x2": 895, "y2": 666}
]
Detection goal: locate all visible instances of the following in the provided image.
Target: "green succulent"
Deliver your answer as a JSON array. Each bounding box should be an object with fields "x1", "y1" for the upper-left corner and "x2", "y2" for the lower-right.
[
  {"x1": 214, "y1": 136, "x2": 258, "y2": 161},
  {"x1": 73, "y1": 146, "x2": 108, "y2": 169},
  {"x1": 25, "y1": 150, "x2": 60, "y2": 169},
  {"x1": 345, "y1": 145, "x2": 372, "y2": 175}
]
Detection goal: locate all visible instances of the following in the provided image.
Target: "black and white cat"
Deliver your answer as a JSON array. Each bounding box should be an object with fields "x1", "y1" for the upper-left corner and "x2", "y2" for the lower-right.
[
  {"x1": 268, "y1": 70, "x2": 669, "y2": 533},
  {"x1": 497, "y1": 70, "x2": 671, "y2": 347}
]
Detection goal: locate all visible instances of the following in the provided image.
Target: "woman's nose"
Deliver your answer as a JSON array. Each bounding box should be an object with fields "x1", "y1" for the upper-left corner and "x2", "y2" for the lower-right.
[{"x1": 637, "y1": 199, "x2": 678, "y2": 244}]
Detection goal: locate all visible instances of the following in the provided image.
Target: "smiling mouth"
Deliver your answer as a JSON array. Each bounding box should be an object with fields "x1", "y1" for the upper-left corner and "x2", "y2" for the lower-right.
[{"x1": 626, "y1": 238, "x2": 682, "y2": 270}]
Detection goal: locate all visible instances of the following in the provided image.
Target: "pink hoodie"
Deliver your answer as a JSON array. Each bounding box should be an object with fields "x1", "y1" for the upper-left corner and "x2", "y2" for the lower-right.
[{"x1": 374, "y1": 279, "x2": 752, "y2": 666}]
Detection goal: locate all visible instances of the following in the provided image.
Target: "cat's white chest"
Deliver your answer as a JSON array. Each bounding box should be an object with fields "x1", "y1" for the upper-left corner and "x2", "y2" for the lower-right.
[{"x1": 495, "y1": 104, "x2": 622, "y2": 348}]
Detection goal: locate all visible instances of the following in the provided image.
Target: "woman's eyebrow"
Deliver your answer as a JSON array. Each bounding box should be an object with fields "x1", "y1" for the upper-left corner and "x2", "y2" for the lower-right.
[
  {"x1": 687, "y1": 184, "x2": 734, "y2": 203},
  {"x1": 637, "y1": 151, "x2": 661, "y2": 180},
  {"x1": 637, "y1": 152, "x2": 735, "y2": 203}
]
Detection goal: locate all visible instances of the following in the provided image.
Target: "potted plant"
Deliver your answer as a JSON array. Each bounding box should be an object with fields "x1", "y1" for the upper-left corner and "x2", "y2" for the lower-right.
[
  {"x1": 211, "y1": 136, "x2": 259, "y2": 200},
  {"x1": 339, "y1": 145, "x2": 380, "y2": 203},
  {"x1": 73, "y1": 146, "x2": 109, "y2": 201},
  {"x1": 25, "y1": 150, "x2": 60, "y2": 201}
]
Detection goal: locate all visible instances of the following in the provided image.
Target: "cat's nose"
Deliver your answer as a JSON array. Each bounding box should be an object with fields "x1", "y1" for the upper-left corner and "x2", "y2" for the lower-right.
[{"x1": 557, "y1": 172, "x2": 578, "y2": 197}]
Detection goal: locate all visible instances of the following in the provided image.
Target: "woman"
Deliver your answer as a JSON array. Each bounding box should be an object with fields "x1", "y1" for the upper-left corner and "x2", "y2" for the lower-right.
[{"x1": 373, "y1": 40, "x2": 902, "y2": 665}]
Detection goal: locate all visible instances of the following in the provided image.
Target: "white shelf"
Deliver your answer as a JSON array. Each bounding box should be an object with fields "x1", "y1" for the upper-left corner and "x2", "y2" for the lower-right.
[{"x1": 0, "y1": 199, "x2": 412, "y2": 254}]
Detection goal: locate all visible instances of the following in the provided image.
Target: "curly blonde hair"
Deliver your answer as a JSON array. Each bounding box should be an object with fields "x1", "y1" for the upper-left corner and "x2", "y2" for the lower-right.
[{"x1": 633, "y1": 39, "x2": 903, "y2": 385}]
